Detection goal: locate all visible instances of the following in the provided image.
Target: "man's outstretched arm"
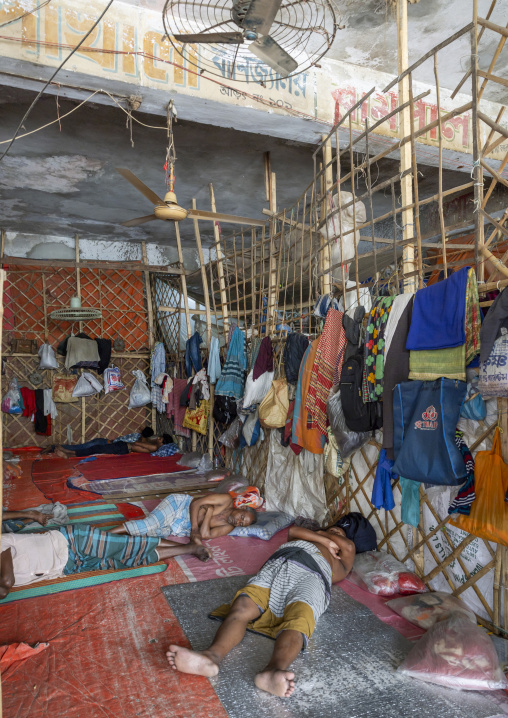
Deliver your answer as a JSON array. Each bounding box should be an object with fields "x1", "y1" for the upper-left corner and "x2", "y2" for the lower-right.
[
  {"x1": 3, "y1": 510, "x2": 50, "y2": 525},
  {"x1": 0, "y1": 548, "x2": 15, "y2": 599}
]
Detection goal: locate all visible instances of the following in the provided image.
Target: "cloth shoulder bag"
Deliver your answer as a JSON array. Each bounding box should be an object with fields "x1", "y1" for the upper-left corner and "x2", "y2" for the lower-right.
[
  {"x1": 258, "y1": 378, "x2": 289, "y2": 429},
  {"x1": 392, "y1": 378, "x2": 467, "y2": 485},
  {"x1": 52, "y1": 373, "x2": 78, "y2": 403}
]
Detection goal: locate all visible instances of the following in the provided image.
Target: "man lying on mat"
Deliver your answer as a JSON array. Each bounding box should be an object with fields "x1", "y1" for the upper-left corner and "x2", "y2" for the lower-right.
[
  {"x1": 42, "y1": 425, "x2": 156, "y2": 455},
  {"x1": 54, "y1": 433, "x2": 174, "y2": 458},
  {"x1": 0, "y1": 522, "x2": 212, "y2": 599},
  {"x1": 166, "y1": 524, "x2": 355, "y2": 698},
  {"x1": 109, "y1": 493, "x2": 258, "y2": 561}
]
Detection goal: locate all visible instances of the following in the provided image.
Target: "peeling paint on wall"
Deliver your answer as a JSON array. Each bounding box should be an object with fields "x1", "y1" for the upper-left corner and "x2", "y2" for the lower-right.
[{"x1": 0, "y1": 156, "x2": 104, "y2": 193}]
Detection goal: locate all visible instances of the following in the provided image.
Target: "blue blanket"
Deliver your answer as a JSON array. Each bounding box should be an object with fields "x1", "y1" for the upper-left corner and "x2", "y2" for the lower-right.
[{"x1": 406, "y1": 266, "x2": 469, "y2": 351}]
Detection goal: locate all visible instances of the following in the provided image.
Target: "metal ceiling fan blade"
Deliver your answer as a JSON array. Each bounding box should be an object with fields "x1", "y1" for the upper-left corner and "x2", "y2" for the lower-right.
[
  {"x1": 116, "y1": 168, "x2": 164, "y2": 205},
  {"x1": 187, "y1": 209, "x2": 265, "y2": 227},
  {"x1": 121, "y1": 214, "x2": 157, "y2": 227},
  {"x1": 242, "y1": 0, "x2": 283, "y2": 37},
  {"x1": 174, "y1": 31, "x2": 244, "y2": 44},
  {"x1": 249, "y1": 35, "x2": 298, "y2": 77}
]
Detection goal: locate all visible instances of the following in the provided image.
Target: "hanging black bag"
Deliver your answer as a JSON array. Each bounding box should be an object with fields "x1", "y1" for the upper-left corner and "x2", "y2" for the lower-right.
[
  {"x1": 340, "y1": 353, "x2": 383, "y2": 433},
  {"x1": 335, "y1": 512, "x2": 377, "y2": 554}
]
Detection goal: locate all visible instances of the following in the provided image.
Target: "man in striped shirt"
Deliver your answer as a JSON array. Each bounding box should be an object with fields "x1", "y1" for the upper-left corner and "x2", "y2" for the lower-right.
[
  {"x1": 0, "y1": 522, "x2": 206, "y2": 598},
  {"x1": 166, "y1": 524, "x2": 356, "y2": 698}
]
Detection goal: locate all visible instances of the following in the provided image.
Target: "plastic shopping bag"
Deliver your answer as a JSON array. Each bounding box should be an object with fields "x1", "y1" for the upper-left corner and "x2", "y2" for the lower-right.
[
  {"x1": 82, "y1": 372, "x2": 102, "y2": 394},
  {"x1": 451, "y1": 427, "x2": 508, "y2": 545},
  {"x1": 349, "y1": 551, "x2": 427, "y2": 597},
  {"x1": 129, "y1": 370, "x2": 151, "y2": 408},
  {"x1": 397, "y1": 614, "x2": 508, "y2": 690},
  {"x1": 104, "y1": 366, "x2": 124, "y2": 395},
  {"x1": 387, "y1": 592, "x2": 475, "y2": 630},
  {"x1": 258, "y1": 379, "x2": 289, "y2": 429},
  {"x1": 1, "y1": 378, "x2": 23, "y2": 414},
  {"x1": 72, "y1": 374, "x2": 97, "y2": 398},
  {"x1": 38, "y1": 343, "x2": 59, "y2": 370}
]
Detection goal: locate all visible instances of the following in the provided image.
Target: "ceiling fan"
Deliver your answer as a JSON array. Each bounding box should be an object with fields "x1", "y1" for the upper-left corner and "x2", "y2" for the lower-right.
[
  {"x1": 116, "y1": 168, "x2": 265, "y2": 228},
  {"x1": 163, "y1": 0, "x2": 338, "y2": 81}
]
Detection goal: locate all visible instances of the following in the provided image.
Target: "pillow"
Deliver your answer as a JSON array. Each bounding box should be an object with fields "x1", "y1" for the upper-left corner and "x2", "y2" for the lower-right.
[
  {"x1": 397, "y1": 613, "x2": 508, "y2": 691},
  {"x1": 230, "y1": 511, "x2": 294, "y2": 540},
  {"x1": 387, "y1": 592, "x2": 475, "y2": 630}
]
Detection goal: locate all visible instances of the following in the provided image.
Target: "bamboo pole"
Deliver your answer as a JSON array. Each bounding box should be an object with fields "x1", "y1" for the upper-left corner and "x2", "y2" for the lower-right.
[
  {"x1": 142, "y1": 241, "x2": 157, "y2": 433},
  {"x1": 191, "y1": 199, "x2": 212, "y2": 348},
  {"x1": 472, "y1": 4, "x2": 485, "y2": 281},
  {"x1": 321, "y1": 134, "x2": 333, "y2": 297},
  {"x1": 267, "y1": 173, "x2": 278, "y2": 334},
  {"x1": 174, "y1": 223, "x2": 194, "y2": 449},
  {"x1": 209, "y1": 183, "x2": 229, "y2": 340},
  {"x1": 397, "y1": 0, "x2": 416, "y2": 293},
  {"x1": 434, "y1": 55, "x2": 448, "y2": 278},
  {"x1": 74, "y1": 235, "x2": 87, "y2": 443}
]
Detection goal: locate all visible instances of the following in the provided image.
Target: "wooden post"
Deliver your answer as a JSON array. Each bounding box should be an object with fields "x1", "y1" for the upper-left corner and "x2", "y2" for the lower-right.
[
  {"x1": 191, "y1": 198, "x2": 214, "y2": 459},
  {"x1": 75, "y1": 235, "x2": 86, "y2": 443},
  {"x1": 321, "y1": 134, "x2": 333, "y2": 297},
  {"x1": 267, "y1": 173, "x2": 278, "y2": 334},
  {"x1": 397, "y1": 0, "x2": 416, "y2": 292},
  {"x1": 0, "y1": 267, "x2": 5, "y2": 718},
  {"x1": 209, "y1": 183, "x2": 229, "y2": 338},
  {"x1": 142, "y1": 241, "x2": 157, "y2": 432}
]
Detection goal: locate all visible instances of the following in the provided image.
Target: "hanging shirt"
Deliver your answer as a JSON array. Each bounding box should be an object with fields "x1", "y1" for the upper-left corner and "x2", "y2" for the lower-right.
[{"x1": 2, "y1": 531, "x2": 69, "y2": 587}]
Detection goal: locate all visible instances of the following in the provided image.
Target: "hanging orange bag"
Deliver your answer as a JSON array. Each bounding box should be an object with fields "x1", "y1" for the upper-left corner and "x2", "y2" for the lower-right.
[{"x1": 451, "y1": 428, "x2": 508, "y2": 546}]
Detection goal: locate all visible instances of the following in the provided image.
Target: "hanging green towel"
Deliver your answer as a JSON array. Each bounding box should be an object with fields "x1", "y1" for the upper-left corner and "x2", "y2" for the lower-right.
[
  {"x1": 409, "y1": 345, "x2": 465, "y2": 381},
  {"x1": 400, "y1": 477, "x2": 421, "y2": 528}
]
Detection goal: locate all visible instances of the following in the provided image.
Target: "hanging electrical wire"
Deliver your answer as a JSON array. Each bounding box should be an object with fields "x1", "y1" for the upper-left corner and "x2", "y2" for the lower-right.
[
  {"x1": 0, "y1": 0, "x2": 52, "y2": 29},
  {"x1": 0, "y1": 0, "x2": 115, "y2": 163}
]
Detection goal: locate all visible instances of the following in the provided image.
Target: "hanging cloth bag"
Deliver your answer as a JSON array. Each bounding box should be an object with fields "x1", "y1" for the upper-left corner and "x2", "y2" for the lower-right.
[
  {"x1": 451, "y1": 428, "x2": 508, "y2": 546},
  {"x1": 52, "y1": 373, "x2": 78, "y2": 403},
  {"x1": 183, "y1": 399, "x2": 209, "y2": 435},
  {"x1": 392, "y1": 378, "x2": 467, "y2": 485},
  {"x1": 129, "y1": 370, "x2": 151, "y2": 408},
  {"x1": 258, "y1": 378, "x2": 289, "y2": 429},
  {"x1": 38, "y1": 343, "x2": 58, "y2": 370}
]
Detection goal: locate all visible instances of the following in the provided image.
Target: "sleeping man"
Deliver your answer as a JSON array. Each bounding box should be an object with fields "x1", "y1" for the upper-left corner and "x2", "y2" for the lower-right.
[
  {"x1": 109, "y1": 492, "x2": 258, "y2": 561},
  {"x1": 0, "y1": 520, "x2": 210, "y2": 598},
  {"x1": 166, "y1": 524, "x2": 356, "y2": 697},
  {"x1": 54, "y1": 433, "x2": 174, "y2": 458}
]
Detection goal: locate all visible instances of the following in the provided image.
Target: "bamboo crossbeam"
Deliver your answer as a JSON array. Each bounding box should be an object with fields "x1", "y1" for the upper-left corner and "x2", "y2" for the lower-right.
[
  {"x1": 450, "y1": 0, "x2": 498, "y2": 98},
  {"x1": 478, "y1": 70, "x2": 508, "y2": 90},
  {"x1": 382, "y1": 21, "x2": 474, "y2": 92},
  {"x1": 480, "y1": 209, "x2": 508, "y2": 240},
  {"x1": 477, "y1": 111, "x2": 508, "y2": 140},
  {"x1": 1, "y1": 255, "x2": 186, "y2": 274},
  {"x1": 480, "y1": 159, "x2": 508, "y2": 190},
  {"x1": 477, "y1": 16, "x2": 508, "y2": 37}
]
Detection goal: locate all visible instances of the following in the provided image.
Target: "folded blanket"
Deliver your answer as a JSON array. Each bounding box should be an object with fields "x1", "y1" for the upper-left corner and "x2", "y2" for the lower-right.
[
  {"x1": 409, "y1": 345, "x2": 466, "y2": 381},
  {"x1": 406, "y1": 266, "x2": 470, "y2": 351}
]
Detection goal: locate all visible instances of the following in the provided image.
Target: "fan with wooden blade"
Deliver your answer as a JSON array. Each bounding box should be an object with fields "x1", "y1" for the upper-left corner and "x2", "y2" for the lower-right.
[{"x1": 116, "y1": 168, "x2": 265, "y2": 228}]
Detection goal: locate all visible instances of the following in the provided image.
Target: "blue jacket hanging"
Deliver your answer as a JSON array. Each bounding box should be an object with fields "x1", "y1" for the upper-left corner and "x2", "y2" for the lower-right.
[{"x1": 392, "y1": 378, "x2": 467, "y2": 485}]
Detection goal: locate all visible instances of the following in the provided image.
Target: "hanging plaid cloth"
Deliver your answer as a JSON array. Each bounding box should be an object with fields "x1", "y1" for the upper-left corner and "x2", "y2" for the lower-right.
[
  {"x1": 305, "y1": 309, "x2": 346, "y2": 437},
  {"x1": 362, "y1": 296, "x2": 396, "y2": 402},
  {"x1": 448, "y1": 430, "x2": 476, "y2": 516}
]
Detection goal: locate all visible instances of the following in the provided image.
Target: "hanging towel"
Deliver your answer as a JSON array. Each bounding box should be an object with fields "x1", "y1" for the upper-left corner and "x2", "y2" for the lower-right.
[
  {"x1": 362, "y1": 295, "x2": 396, "y2": 402},
  {"x1": 448, "y1": 431, "x2": 476, "y2": 516},
  {"x1": 20, "y1": 387, "x2": 36, "y2": 419},
  {"x1": 400, "y1": 477, "x2": 420, "y2": 528},
  {"x1": 406, "y1": 266, "x2": 470, "y2": 351},
  {"x1": 409, "y1": 345, "x2": 466, "y2": 382},
  {"x1": 382, "y1": 297, "x2": 413, "y2": 459},
  {"x1": 95, "y1": 338, "x2": 112, "y2": 375},
  {"x1": 215, "y1": 326, "x2": 248, "y2": 400},
  {"x1": 185, "y1": 332, "x2": 203, "y2": 378},
  {"x1": 465, "y1": 268, "x2": 481, "y2": 365},
  {"x1": 34, "y1": 389, "x2": 51, "y2": 435},
  {"x1": 166, "y1": 378, "x2": 191, "y2": 438},
  {"x1": 306, "y1": 309, "x2": 346, "y2": 437},
  {"x1": 43, "y1": 388, "x2": 58, "y2": 419},
  {"x1": 65, "y1": 337, "x2": 100, "y2": 369},
  {"x1": 292, "y1": 341, "x2": 325, "y2": 454},
  {"x1": 371, "y1": 449, "x2": 396, "y2": 511},
  {"x1": 252, "y1": 337, "x2": 273, "y2": 380},
  {"x1": 283, "y1": 333, "x2": 309, "y2": 385},
  {"x1": 480, "y1": 286, "x2": 508, "y2": 363},
  {"x1": 208, "y1": 336, "x2": 222, "y2": 385}
]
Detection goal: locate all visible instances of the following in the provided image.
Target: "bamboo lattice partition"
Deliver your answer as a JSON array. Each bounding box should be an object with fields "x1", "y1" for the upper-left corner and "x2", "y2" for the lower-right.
[{"x1": 174, "y1": 9, "x2": 508, "y2": 635}]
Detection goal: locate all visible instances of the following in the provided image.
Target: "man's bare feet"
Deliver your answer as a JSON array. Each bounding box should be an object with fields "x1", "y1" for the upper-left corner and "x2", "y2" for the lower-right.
[
  {"x1": 54, "y1": 446, "x2": 71, "y2": 459},
  {"x1": 166, "y1": 645, "x2": 219, "y2": 677},
  {"x1": 255, "y1": 669, "x2": 296, "y2": 698},
  {"x1": 193, "y1": 545, "x2": 212, "y2": 562}
]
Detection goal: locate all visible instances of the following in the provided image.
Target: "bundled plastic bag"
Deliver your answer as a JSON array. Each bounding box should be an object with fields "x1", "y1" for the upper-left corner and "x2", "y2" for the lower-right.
[
  {"x1": 327, "y1": 386, "x2": 370, "y2": 459},
  {"x1": 387, "y1": 592, "x2": 476, "y2": 630},
  {"x1": 350, "y1": 551, "x2": 427, "y2": 597},
  {"x1": 219, "y1": 416, "x2": 242, "y2": 449},
  {"x1": 1, "y1": 378, "x2": 23, "y2": 414},
  {"x1": 103, "y1": 366, "x2": 124, "y2": 395},
  {"x1": 38, "y1": 343, "x2": 58, "y2": 370},
  {"x1": 82, "y1": 372, "x2": 102, "y2": 394},
  {"x1": 397, "y1": 614, "x2": 508, "y2": 690},
  {"x1": 72, "y1": 374, "x2": 97, "y2": 398},
  {"x1": 230, "y1": 485, "x2": 263, "y2": 509},
  {"x1": 211, "y1": 474, "x2": 249, "y2": 493},
  {"x1": 451, "y1": 427, "x2": 508, "y2": 546},
  {"x1": 478, "y1": 328, "x2": 508, "y2": 397},
  {"x1": 177, "y1": 452, "x2": 203, "y2": 468},
  {"x1": 129, "y1": 370, "x2": 150, "y2": 408},
  {"x1": 258, "y1": 379, "x2": 289, "y2": 429},
  {"x1": 243, "y1": 369, "x2": 274, "y2": 407}
]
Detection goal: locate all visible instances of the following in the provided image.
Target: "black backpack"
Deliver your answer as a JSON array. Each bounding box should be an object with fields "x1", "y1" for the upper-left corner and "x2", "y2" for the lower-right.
[
  {"x1": 335, "y1": 512, "x2": 377, "y2": 553},
  {"x1": 340, "y1": 353, "x2": 383, "y2": 433}
]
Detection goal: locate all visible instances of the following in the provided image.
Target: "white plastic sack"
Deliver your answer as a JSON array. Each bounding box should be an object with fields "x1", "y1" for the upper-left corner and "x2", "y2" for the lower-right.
[
  {"x1": 243, "y1": 369, "x2": 274, "y2": 407},
  {"x1": 38, "y1": 343, "x2": 58, "y2": 370},
  {"x1": 129, "y1": 369, "x2": 151, "y2": 408},
  {"x1": 72, "y1": 374, "x2": 97, "y2": 398},
  {"x1": 478, "y1": 328, "x2": 508, "y2": 397},
  {"x1": 82, "y1": 372, "x2": 102, "y2": 394},
  {"x1": 319, "y1": 191, "x2": 366, "y2": 285},
  {"x1": 264, "y1": 429, "x2": 326, "y2": 523}
]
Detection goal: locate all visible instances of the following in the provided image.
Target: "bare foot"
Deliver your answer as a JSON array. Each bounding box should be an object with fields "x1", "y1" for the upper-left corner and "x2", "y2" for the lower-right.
[
  {"x1": 255, "y1": 669, "x2": 295, "y2": 698},
  {"x1": 166, "y1": 645, "x2": 219, "y2": 677},
  {"x1": 193, "y1": 545, "x2": 212, "y2": 562},
  {"x1": 54, "y1": 446, "x2": 71, "y2": 459}
]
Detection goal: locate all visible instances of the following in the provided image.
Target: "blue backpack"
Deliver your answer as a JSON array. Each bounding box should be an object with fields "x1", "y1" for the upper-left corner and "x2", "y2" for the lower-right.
[{"x1": 392, "y1": 378, "x2": 467, "y2": 485}]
